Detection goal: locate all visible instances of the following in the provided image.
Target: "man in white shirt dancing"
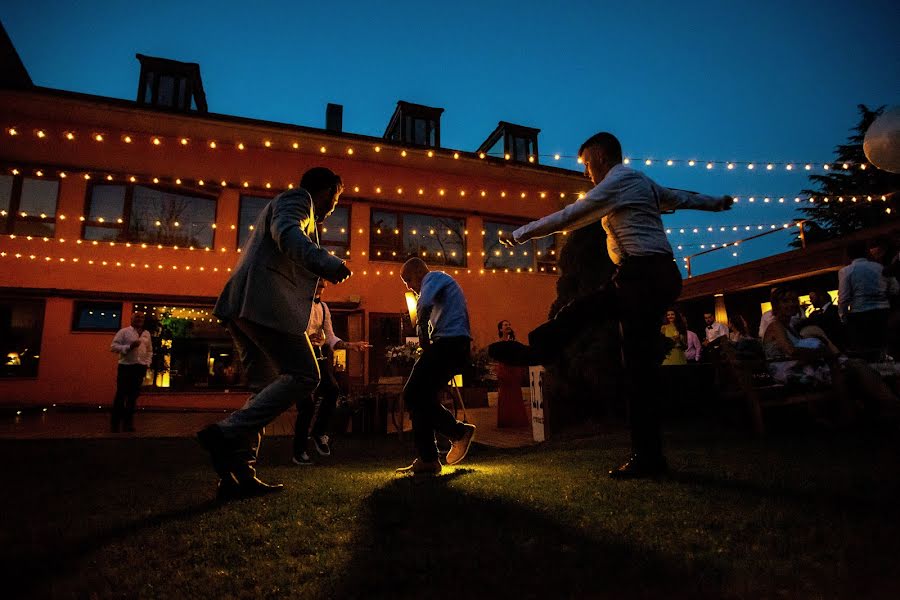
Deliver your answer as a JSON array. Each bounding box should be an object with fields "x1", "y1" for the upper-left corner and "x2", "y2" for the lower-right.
[
  {"x1": 501, "y1": 132, "x2": 732, "y2": 479},
  {"x1": 702, "y1": 312, "x2": 729, "y2": 347},
  {"x1": 109, "y1": 311, "x2": 153, "y2": 432}
]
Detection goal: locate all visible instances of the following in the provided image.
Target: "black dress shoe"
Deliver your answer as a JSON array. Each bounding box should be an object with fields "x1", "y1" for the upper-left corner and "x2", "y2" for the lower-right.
[
  {"x1": 217, "y1": 475, "x2": 284, "y2": 501},
  {"x1": 608, "y1": 454, "x2": 669, "y2": 480}
]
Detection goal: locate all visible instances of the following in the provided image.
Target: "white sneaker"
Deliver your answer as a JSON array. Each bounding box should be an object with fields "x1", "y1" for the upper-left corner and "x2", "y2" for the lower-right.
[{"x1": 312, "y1": 435, "x2": 331, "y2": 456}]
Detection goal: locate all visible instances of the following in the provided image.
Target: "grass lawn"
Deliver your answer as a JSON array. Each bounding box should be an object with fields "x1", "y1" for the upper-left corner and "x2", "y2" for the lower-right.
[{"x1": 3, "y1": 424, "x2": 900, "y2": 599}]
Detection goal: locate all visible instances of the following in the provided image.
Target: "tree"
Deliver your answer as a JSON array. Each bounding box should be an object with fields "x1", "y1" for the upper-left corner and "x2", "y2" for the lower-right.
[{"x1": 792, "y1": 104, "x2": 900, "y2": 247}]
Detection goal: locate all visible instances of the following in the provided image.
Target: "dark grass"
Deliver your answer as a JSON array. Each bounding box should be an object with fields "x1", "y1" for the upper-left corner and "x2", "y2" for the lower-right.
[{"x1": 2, "y1": 424, "x2": 900, "y2": 599}]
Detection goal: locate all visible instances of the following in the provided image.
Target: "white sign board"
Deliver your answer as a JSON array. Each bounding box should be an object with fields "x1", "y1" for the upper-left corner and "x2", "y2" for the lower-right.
[{"x1": 529, "y1": 365, "x2": 545, "y2": 442}]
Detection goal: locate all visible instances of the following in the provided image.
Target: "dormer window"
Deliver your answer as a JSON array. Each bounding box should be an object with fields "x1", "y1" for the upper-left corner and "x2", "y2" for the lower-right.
[
  {"x1": 476, "y1": 122, "x2": 541, "y2": 164},
  {"x1": 135, "y1": 54, "x2": 207, "y2": 113},
  {"x1": 384, "y1": 101, "x2": 444, "y2": 148}
]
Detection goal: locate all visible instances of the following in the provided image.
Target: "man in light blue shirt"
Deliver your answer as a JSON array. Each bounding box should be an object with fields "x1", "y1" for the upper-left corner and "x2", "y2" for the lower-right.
[
  {"x1": 396, "y1": 258, "x2": 476, "y2": 476},
  {"x1": 502, "y1": 131, "x2": 732, "y2": 479}
]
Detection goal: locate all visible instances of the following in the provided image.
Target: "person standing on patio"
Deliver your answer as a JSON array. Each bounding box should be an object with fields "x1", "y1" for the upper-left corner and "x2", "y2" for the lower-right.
[
  {"x1": 501, "y1": 131, "x2": 733, "y2": 479},
  {"x1": 109, "y1": 311, "x2": 152, "y2": 433},
  {"x1": 496, "y1": 320, "x2": 530, "y2": 428},
  {"x1": 197, "y1": 167, "x2": 352, "y2": 500},
  {"x1": 396, "y1": 258, "x2": 476, "y2": 476}
]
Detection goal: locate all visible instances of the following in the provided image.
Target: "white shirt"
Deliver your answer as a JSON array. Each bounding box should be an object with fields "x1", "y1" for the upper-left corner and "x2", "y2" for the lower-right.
[
  {"x1": 110, "y1": 326, "x2": 153, "y2": 366},
  {"x1": 838, "y1": 258, "x2": 898, "y2": 318},
  {"x1": 512, "y1": 164, "x2": 729, "y2": 265},
  {"x1": 306, "y1": 300, "x2": 341, "y2": 348},
  {"x1": 704, "y1": 321, "x2": 729, "y2": 343}
]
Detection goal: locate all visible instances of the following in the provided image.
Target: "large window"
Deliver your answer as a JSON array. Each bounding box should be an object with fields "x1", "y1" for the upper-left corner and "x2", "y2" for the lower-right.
[
  {"x1": 135, "y1": 303, "x2": 241, "y2": 391},
  {"x1": 482, "y1": 221, "x2": 561, "y2": 272},
  {"x1": 238, "y1": 196, "x2": 350, "y2": 257},
  {"x1": 370, "y1": 209, "x2": 465, "y2": 266},
  {"x1": 238, "y1": 195, "x2": 270, "y2": 248},
  {"x1": 83, "y1": 183, "x2": 216, "y2": 248},
  {"x1": 72, "y1": 301, "x2": 123, "y2": 332},
  {"x1": 0, "y1": 298, "x2": 45, "y2": 378},
  {"x1": 0, "y1": 174, "x2": 59, "y2": 237}
]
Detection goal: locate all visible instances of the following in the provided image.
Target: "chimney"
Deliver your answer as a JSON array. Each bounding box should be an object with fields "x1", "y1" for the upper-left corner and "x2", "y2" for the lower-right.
[{"x1": 326, "y1": 103, "x2": 343, "y2": 133}]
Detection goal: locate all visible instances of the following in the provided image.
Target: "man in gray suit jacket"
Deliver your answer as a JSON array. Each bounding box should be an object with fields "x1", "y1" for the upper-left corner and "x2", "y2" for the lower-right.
[{"x1": 198, "y1": 167, "x2": 352, "y2": 500}]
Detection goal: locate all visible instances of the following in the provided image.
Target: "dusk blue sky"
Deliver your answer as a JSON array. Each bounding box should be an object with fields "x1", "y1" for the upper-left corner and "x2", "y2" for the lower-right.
[{"x1": 3, "y1": 1, "x2": 898, "y2": 275}]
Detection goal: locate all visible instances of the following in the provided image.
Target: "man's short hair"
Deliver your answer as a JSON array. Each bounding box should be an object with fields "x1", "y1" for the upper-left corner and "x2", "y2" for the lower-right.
[
  {"x1": 578, "y1": 132, "x2": 623, "y2": 164},
  {"x1": 301, "y1": 167, "x2": 342, "y2": 195},
  {"x1": 846, "y1": 240, "x2": 868, "y2": 260}
]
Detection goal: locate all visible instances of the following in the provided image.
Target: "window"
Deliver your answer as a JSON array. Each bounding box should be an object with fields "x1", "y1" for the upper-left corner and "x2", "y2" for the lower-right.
[
  {"x1": 534, "y1": 235, "x2": 561, "y2": 273},
  {"x1": 483, "y1": 221, "x2": 531, "y2": 269},
  {"x1": 383, "y1": 102, "x2": 443, "y2": 148},
  {"x1": 135, "y1": 54, "x2": 207, "y2": 113},
  {"x1": 135, "y1": 303, "x2": 241, "y2": 391},
  {"x1": 238, "y1": 195, "x2": 270, "y2": 248},
  {"x1": 370, "y1": 209, "x2": 465, "y2": 266},
  {"x1": 482, "y1": 221, "x2": 560, "y2": 272},
  {"x1": 238, "y1": 196, "x2": 350, "y2": 257},
  {"x1": 0, "y1": 174, "x2": 59, "y2": 237},
  {"x1": 320, "y1": 205, "x2": 351, "y2": 258},
  {"x1": 0, "y1": 298, "x2": 45, "y2": 378},
  {"x1": 72, "y1": 301, "x2": 123, "y2": 332},
  {"x1": 83, "y1": 183, "x2": 216, "y2": 248}
]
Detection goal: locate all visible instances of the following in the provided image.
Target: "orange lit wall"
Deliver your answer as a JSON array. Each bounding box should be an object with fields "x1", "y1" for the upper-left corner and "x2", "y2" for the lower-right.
[{"x1": 0, "y1": 89, "x2": 588, "y2": 407}]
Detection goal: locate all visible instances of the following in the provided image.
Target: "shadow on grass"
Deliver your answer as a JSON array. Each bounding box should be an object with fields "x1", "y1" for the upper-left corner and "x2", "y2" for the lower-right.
[
  {"x1": 12, "y1": 499, "x2": 221, "y2": 598},
  {"x1": 334, "y1": 470, "x2": 718, "y2": 599},
  {"x1": 667, "y1": 468, "x2": 900, "y2": 512}
]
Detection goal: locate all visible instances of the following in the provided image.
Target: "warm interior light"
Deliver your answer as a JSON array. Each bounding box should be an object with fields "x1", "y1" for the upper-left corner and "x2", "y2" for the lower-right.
[{"x1": 405, "y1": 291, "x2": 418, "y2": 327}]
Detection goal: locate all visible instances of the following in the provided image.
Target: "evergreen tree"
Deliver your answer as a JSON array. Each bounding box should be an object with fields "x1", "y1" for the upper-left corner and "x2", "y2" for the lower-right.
[{"x1": 792, "y1": 104, "x2": 900, "y2": 247}]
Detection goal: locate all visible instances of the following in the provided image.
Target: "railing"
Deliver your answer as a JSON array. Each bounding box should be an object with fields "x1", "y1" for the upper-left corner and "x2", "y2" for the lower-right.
[{"x1": 683, "y1": 221, "x2": 806, "y2": 278}]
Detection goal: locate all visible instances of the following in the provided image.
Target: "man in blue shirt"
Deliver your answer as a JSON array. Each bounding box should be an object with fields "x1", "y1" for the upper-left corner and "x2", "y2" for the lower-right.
[
  {"x1": 396, "y1": 258, "x2": 476, "y2": 476},
  {"x1": 502, "y1": 132, "x2": 732, "y2": 479}
]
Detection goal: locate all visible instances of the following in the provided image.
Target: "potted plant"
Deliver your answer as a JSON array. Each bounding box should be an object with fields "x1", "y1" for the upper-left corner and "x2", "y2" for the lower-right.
[{"x1": 384, "y1": 342, "x2": 421, "y2": 378}]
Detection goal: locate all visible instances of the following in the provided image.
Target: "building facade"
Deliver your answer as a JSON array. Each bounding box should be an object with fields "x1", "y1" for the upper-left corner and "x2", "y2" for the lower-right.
[{"x1": 0, "y1": 45, "x2": 589, "y2": 409}]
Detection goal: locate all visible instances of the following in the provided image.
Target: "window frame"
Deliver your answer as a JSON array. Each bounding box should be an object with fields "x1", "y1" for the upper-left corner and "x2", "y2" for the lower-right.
[
  {"x1": 369, "y1": 206, "x2": 467, "y2": 266},
  {"x1": 82, "y1": 181, "x2": 218, "y2": 248},
  {"x1": 71, "y1": 300, "x2": 124, "y2": 332},
  {"x1": 0, "y1": 173, "x2": 61, "y2": 237}
]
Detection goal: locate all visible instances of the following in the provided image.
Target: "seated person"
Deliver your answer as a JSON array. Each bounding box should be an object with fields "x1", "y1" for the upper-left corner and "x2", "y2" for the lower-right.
[
  {"x1": 764, "y1": 287, "x2": 898, "y2": 419},
  {"x1": 799, "y1": 287, "x2": 846, "y2": 352}
]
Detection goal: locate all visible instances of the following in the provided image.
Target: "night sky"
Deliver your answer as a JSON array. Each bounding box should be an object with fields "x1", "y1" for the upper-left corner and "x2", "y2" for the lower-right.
[{"x1": 3, "y1": 0, "x2": 897, "y2": 275}]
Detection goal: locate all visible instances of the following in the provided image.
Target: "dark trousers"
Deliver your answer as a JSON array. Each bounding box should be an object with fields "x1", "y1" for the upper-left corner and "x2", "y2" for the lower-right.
[
  {"x1": 403, "y1": 337, "x2": 470, "y2": 462},
  {"x1": 847, "y1": 309, "x2": 890, "y2": 356},
  {"x1": 294, "y1": 346, "x2": 340, "y2": 454},
  {"x1": 217, "y1": 318, "x2": 320, "y2": 480},
  {"x1": 613, "y1": 255, "x2": 683, "y2": 459},
  {"x1": 112, "y1": 364, "x2": 147, "y2": 428}
]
